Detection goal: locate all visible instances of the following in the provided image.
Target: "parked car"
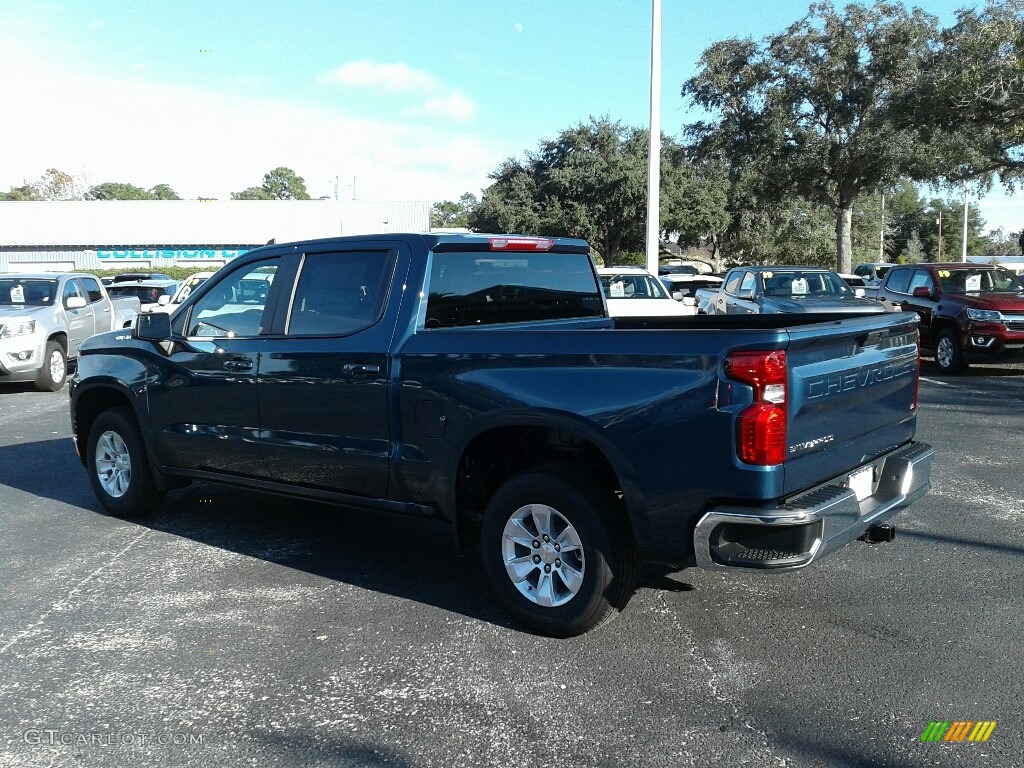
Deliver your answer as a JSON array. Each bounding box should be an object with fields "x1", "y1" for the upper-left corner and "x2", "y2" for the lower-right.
[
  {"x1": 705, "y1": 266, "x2": 888, "y2": 315},
  {"x1": 106, "y1": 280, "x2": 180, "y2": 313},
  {"x1": 871, "y1": 262, "x2": 1024, "y2": 373},
  {"x1": 152, "y1": 271, "x2": 215, "y2": 313},
  {"x1": 597, "y1": 267, "x2": 696, "y2": 316},
  {"x1": 660, "y1": 273, "x2": 724, "y2": 303},
  {"x1": 71, "y1": 233, "x2": 932, "y2": 637},
  {"x1": 853, "y1": 263, "x2": 896, "y2": 284},
  {"x1": 0, "y1": 272, "x2": 139, "y2": 390},
  {"x1": 110, "y1": 272, "x2": 174, "y2": 284}
]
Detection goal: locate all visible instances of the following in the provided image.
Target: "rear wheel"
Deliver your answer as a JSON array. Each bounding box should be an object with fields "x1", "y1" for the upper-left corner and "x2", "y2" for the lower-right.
[
  {"x1": 34, "y1": 341, "x2": 66, "y2": 392},
  {"x1": 86, "y1": 407, "x2": 166, "y2": 517},
  {"x1": 480, "y1": 467, "x2": 638, "y2": 637},
  {"x1": 935, "y1": 329, "x2": 966, "y2": 374}
]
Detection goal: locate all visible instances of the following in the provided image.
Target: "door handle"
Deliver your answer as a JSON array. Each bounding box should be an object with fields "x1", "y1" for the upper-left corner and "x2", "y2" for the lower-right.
[
  {"x1": 223, "y1": 358, "x2": 254, "y2": 372},
  {"x1": 343, "y1": 363, "x2": 381, "y2": 376}
]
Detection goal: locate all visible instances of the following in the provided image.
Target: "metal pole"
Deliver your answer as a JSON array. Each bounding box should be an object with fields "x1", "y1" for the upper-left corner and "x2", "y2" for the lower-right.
[
  {"x1": 645, "y1": 0, "x2": 662, "y2": 275},
  {"x1": 961, "y1": 185, "x2": 969, "y2": 262},
  {"x1": 879, "y1": 194, "x2": 885, "y2": 261},
  {"x1": 937, "y1": 210, "x2": 942, "y2": 260}
]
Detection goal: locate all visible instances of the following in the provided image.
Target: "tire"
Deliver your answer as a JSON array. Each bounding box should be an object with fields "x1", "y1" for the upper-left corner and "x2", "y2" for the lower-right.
[
  {"x1": 480, "y1": 467, "x2": 639, "y2": 637},
  {"x1": 935, "y1": 329, "x2": 966, "y2": 374},
  {"x1": 34, "y1": 340, "x2": 67, "y2": 392},
  {"x1": 86, "y1": 407, "x2": 166, "y2": 517}
]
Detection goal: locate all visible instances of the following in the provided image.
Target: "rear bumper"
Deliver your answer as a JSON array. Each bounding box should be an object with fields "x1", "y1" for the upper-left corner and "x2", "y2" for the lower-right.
[{"x1": 693, "y1": 441, "x2": 934, "y2": 571}]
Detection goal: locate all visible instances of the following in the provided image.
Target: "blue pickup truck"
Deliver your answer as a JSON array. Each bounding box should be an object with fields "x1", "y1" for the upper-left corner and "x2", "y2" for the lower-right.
[{"x1": 69, "y1": 234, "x2": 933, "y2": 636}]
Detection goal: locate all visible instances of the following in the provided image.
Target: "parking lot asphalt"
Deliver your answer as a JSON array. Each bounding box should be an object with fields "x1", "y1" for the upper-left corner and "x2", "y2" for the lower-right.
[{"x1": 1, "y1": 359, "x2": 1022, "y2": 768}]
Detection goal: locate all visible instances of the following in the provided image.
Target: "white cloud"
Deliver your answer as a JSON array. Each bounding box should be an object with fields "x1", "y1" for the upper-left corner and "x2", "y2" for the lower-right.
[
  {"x1": 317, "y1": 59, "x2": 441, "y2": 94},
  {"x1": 0, "y1": 40, "x2": 501, "y2": 203},
  {"x1": 418, "y1": 89, "x2": 477, "y2": 122}
]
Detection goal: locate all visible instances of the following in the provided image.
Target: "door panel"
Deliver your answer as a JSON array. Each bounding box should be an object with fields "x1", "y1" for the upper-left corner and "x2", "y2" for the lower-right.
[
  {"x1": 149, "y1": 257, "x2": 283, "y2": 476},
  {"x1": 257, "y1": 247, "x2": 404, "y2": 498}
]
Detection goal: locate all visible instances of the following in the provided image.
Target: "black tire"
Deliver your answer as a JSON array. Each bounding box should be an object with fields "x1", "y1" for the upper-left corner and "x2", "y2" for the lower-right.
[
  {"x1": 86, "y1": 407, "x2": 166, "y2": 517},
  {"x1": 480, "y1": 467, "x2": 639, "y2": 637},
  {"x1": 34, "y1": 340, "x2": 66, "y2": 392},
  {"x1": 935, "y1": 329, "x2": 966, "y2": 374}
]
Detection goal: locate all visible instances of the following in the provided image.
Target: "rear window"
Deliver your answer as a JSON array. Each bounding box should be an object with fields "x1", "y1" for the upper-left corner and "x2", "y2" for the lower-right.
[{"x1": 425, "y1": 252, "x2": 603, "y2": 328}]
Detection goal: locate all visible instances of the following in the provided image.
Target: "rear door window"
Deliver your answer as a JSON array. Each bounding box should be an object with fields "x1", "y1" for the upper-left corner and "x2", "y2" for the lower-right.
[
  {"x1": 286, "y1": 250, "x2": 395, "y2": 336},
  {"x1": 884, "y1": 268, "x2": 912, "y2": 294}
]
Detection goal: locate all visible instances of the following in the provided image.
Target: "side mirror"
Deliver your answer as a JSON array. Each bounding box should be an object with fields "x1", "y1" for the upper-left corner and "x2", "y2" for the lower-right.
[
  {"x1": 671, "y1": 291, "x2": 684, "y2": 301},
  {"x1": 682, "y1": 297, "x2": 697, "y2": 307},
  {"x1": 135, "y1": 311, "x2": 172, "y2": 341},
  {"x1": 912, "y1": 286, "x2": 933, "y2": 299},
  {"x1": 65, "y1": 296, "x2": 87, "y2": 309},
  {"x1": 854, "y1": 288, "x2": 866, "y2": 298},
  {"x1": 157, "y1": 294, "x2": 172, "y2": 306},
  {"x1": 737, "y1": 288, "x2": 754, "y2": 300}
]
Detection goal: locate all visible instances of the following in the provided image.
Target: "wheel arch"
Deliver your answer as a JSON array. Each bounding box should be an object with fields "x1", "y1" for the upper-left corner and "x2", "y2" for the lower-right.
[{"x1": 447, "y1": 411, "x2": 646, "y2": 549}]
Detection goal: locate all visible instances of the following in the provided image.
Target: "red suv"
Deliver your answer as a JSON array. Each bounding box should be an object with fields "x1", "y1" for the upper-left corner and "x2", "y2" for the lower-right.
[{"x1": 875, "y1": 263, "x2": 1024, "y2": 373}]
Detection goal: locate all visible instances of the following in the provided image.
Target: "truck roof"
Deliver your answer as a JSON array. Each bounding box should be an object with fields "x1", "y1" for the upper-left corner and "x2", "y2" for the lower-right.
[{"x1": 235, "y1": 232, "x2": 592, "y2": 258}]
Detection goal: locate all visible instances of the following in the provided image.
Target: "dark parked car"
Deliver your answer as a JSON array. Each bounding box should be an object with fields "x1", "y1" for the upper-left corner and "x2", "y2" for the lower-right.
[
  {"x1": 707, "y1": 266, "x2": 888, "y2": 315},
  {"x1": 872, "y1": 262, "x2": 1024, "y2": 372}
]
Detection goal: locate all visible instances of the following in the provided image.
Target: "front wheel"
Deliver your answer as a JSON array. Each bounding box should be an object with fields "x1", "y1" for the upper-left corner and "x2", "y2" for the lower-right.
[
  {"x1": 34, "y1": 341, "x2": 67, "y2": 391},
  {"x1": 86, "y1": 408, "x2": 166, "y2": 517},
  {"x1": 480, "y1": 468, "x2": 638, "y2": 637},
  {"x1": 935, "y1": 329, "x2": 966, "y2": 374}
]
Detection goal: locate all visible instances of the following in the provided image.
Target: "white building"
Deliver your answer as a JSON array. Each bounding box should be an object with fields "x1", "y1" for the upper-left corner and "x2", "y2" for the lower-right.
[{"x1": 0, "y1": 199, "x2": 431, "y2": 272}]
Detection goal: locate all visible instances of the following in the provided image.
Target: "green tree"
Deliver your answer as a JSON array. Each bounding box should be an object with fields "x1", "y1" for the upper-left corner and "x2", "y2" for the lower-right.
[
  {"x1": 921, "y1": 1, "x2": 1024, "y2": 188},
  {"x1": 431, "y1": 192, "x2": 478, "y2": 228},
  {"x1": 683, "y1": 2, "x2": 943, "y2": 274},
  {"x1": 148, "y1": 183, "x2": 180, "y2": 200},
  {"x1": 230, "y1": 186, "x2": 273, "y2": 200},
  {"x1": 261, "y1": 166, "x2": 311, "y2": 200},
  {"x1": 0, "y1": 182, "x2": 42, "y2": 201},
  {"x1": 471, "y1": 117, "x2": 727, "y2": 266},
  {"x1": 978, "y1": 226, "x2": 1022, "y2": 255},
  {"x1": 89, "y1": 182, "x2": 153, "y2": 200}
]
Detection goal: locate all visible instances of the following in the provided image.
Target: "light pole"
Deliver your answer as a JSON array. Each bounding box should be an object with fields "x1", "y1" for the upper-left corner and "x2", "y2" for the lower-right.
[
  {"x1": 645, "y1": 0, "x2": 662, "y2": 276},
  {"x1": 936, "y1": 210, "x2": 942, "y2": 261},
  {"x1": 961, "y1": 184, "x2": 969, "y2": 262}
]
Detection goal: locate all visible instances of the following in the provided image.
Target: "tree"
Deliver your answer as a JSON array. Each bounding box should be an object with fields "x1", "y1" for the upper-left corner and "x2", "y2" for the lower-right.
[
  {"x1": 230, "y1": 186, "x2": 273, "y2": 200},
  {"x1": 261, "y1": 167, "x2": 311, "y2": 200},
  {"x1": 37, "y1": 168, "x2": 84, "y2": 200},
  {"x1": 0, "y1": 183, "x2": 42, "y2": 201},
  {"x1": 470, "y1": 117, "x2": 728, "y2": 266},
  {"x1": 921, "y1": 1, "x2": 1024, "y2": 188},
  {"x1": 1019, "y1": 229, "x2": 1024, "y2": 255},
  {"x1": 89, "y1": 182, "x2": 153, "y2": 200},
  {"x1": 683, "y1": 2, "x2": 944, "y2": 273},
  {"x1": 431, "y1": 192, "x2": 477, "y2": 229},
  {"x1": 148, "y1": 183, "x2": 180, "y2": 200}
]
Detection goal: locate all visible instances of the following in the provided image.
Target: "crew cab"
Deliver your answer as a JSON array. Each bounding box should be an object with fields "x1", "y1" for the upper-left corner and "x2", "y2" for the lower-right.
[
  {"x1": 706, "y1": 266, "x2": 888, "y2": 315},
  {"x1": 872, "y1": 262, "x2": 1024, "y2": 373},
  {"x1": 0, "y1": 273, "x2": 139, "y2": 391},
  {"x1": 70, "y1": 234, "x2": 933, "y2": 636}
]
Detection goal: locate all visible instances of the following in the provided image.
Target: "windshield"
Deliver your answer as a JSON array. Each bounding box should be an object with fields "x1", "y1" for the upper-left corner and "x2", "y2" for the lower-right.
[
  {"x1": 937, "y1": 268, "x2": 1023, "y2": 294},
  {"x1": 761, "y1": 271, "x2": 851, "y2": 298},
  {"x1": 108, "y1": 285, "x2": 174, "y2": 304},
  {"x1": 599, "y1": 273, "x2": 671, "y2": 300},
  {"x1": 0, "y1": 278, "x2": 57, "y2": 306}
]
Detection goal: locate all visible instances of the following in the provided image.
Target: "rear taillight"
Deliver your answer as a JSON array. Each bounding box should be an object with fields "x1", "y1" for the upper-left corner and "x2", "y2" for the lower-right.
[{"x1": 725, "y1": 350, "x2": 787, "y2": 466}]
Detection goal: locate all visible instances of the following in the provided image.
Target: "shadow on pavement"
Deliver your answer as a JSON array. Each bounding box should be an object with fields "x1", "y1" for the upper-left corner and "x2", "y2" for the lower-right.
[{"x1": 0, "y1": 436, "x2": 679, "y2": 632}]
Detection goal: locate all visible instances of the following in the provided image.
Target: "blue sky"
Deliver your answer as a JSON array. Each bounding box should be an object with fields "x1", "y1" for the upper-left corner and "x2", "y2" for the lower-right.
[{"x1": 0, "y1": 0, "x2": 1018, "y2": 234}]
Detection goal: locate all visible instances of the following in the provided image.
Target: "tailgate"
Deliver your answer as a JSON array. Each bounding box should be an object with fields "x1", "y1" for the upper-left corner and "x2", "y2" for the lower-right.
[{"x1": 783, "y1": 313, "x2": 919, "y2": 495}]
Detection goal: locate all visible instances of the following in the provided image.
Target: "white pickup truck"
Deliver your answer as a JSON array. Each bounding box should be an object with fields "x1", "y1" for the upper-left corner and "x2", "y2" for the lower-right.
[{"x1": 0, "y1": 273, "x2": 140, "y2": 391}]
